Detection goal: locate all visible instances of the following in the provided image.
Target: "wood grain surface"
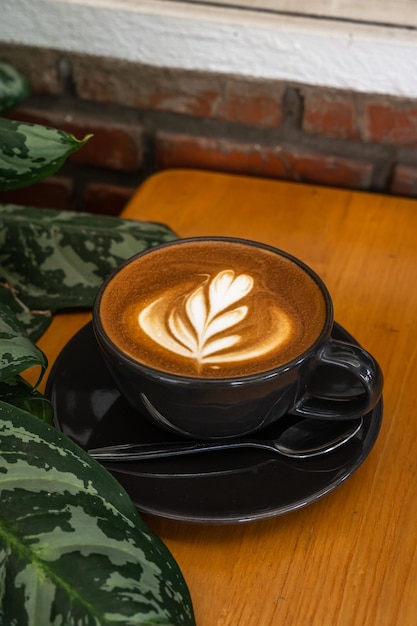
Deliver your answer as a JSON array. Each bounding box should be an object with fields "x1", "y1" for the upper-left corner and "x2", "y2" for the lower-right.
[{"x1": 35, "y1": 170, "x2": 417, "y2": 626}]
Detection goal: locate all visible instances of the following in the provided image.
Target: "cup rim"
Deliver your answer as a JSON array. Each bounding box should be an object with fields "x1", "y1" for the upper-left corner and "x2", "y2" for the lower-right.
[{"x1": 93, "y1": 236, "x2": 334, "y2": 384}]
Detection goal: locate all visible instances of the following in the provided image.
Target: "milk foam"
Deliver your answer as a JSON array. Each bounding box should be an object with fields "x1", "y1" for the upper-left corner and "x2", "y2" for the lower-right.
[
  {"x1": 99, "y1": 240, "x2": 327, "y2": 378},
  {"x1": 138, "y1": 269, "x2": 292, "y2": 369}
]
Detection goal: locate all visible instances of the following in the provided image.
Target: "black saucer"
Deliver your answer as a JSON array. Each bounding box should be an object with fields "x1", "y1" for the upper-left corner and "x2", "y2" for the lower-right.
[{"x1": 46, "y1": 322, "x2": 382, "y2": 524}]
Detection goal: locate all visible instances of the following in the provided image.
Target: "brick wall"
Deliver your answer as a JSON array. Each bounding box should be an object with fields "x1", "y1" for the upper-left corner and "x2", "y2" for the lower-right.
[{"x1": 1, "y1": 42, "x2": 417, "y2": 216}]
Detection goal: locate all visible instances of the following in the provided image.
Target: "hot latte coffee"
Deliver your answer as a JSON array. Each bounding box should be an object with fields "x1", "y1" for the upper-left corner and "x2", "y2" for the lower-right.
[{"x1": 98, "y1": 239, "x2": 327, "y2": 378}]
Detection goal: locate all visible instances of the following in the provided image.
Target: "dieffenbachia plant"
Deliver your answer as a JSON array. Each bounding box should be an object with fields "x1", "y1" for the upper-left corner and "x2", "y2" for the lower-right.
[
  {"x1": 0, "y1": 204, "x2": 177, "y2": 341},
  {"x1": 0, "y1": 62, "x2": 91, "y2": 190},
  {"x1": 0, "y1": 62, "x2": 195, "y2": 625},
  {"x1": 0, "y1": 203, "x2": 177, "y2": 421},
  {"x1": 0, "y1": 402, "x2": 195, "y2": 626}
]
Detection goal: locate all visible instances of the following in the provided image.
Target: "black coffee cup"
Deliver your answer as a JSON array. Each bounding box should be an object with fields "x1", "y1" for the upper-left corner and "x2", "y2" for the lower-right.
[{"x1": 93, "y1": 237, "x2": 383, "y2": 439}]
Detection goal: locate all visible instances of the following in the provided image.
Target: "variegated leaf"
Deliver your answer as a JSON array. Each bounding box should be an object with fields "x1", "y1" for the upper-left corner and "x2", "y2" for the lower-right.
[
  {"x1": 0, "y1": 118, "x2": 92, "y2": 191},
  {"x1": 0, "y1": 204, "x2": 177, "y2": 311},
  {"x1": 0, "y1": 62, "x2": 31, "y2": 115},
  {"x1": 0, "y1": 376, "x2": 53, "y2": 424},
  {"x1": 0, "y1": 402, "x2": 195, "y2": 626},
  {"x1": 0, "y1": 300, "x2": 52, "y2": 422},
  {"x1": 0, "y1": 300, "x2": 47, "y2": 387},
  {"x1": 0, "y1": 283, "x2": 52, "y2": 342}
]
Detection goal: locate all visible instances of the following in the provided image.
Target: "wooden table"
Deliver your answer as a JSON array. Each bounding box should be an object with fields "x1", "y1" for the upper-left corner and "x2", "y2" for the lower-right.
[{"x1": 35, "y1": 170, "x2": 417, "y2": 626}]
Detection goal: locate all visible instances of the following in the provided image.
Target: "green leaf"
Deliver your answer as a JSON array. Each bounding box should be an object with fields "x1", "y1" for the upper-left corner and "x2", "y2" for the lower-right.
[
  {"x1": 0, "y1": 118, "x2": 92, "y2": 191},
  {"x1": 0, "y1": 204, "x2": 177, "y2": 310},
  {"x1": 0, "y1": 62, "x2": 31, "y2": 115},
  {"x1": 0, "y1": 376, "x2": 53, "y2": 424},
  {"x1": 0, "y1": 283, "x2": 52, "y2": 342},
  {"x1": 0, "y1": 300, "x2": 47, "y2": 387},
  {"x1": 0, "y1": 403, "x2": 195, "y2": 625}
]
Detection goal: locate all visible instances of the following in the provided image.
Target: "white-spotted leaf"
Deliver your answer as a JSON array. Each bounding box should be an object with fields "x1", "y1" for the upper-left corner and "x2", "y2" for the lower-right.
[
  {"x1": 0, "y1": 300, "x2": 47, "y2": 386},
  {"x1": 0, "y1": 61, "x2": 31, "y2": 114},
  {"x1": 0, "y1": 204, "x2": 177, "y2": 339},
  {"x1": 0, "y1": 402, "x2": 195, "y2": 626},
  {"x1": 0, "y1": 118, "x2": 92, "y2": 191}
]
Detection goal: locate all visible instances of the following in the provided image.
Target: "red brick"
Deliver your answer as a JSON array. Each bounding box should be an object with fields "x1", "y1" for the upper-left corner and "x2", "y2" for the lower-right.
[
  {"x1": 70, "y1": 124, "x2": 143, "y2": 172},
  {"x1": 390, "y1": 164, "x2": 417, "y2": 197},
  {"x1": 287, "y1": 149, "x2": 373, "y2": 188},
  {"x1": 155, "y1": 132, "x2": 289, "y2": 178},
  {"x1": 302, "y1": 91, "x2": 359, "y2": 140},
  {"x1": 0, "y1": 176, "x2": 73, "y2": 211},
  {"x1": 216, "y1": 80, "x2": 283, "y2": 127},
  {"x1": 155, "y1": 131, "x2": 373, "y2": 189},
  {"x1": 83, "y1": 183, "x2": 136, "y2": 216},
  {"x1": 9, "y1": 107, "x2": 144, "y2": 172},
  {"x1": 148, "y1": 88, "x2": 218, "y2": 118},
  {"x1": 72, "y1": 57, "x2": 220, "y2": 117},
  {"x1": 0, "y1": 43, "x2": 64, "y2": 95},
  {"x1": 72, "y1": 57, "x2": 282, "y2": 127},
  {"x1": 362, "y1": 99, "x2": 417, "y2": 147}
]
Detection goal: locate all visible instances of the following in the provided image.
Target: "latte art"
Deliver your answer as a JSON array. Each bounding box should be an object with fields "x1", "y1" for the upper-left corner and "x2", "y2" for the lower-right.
[
  {"x1": 138, "y1": 269, "x2": 292, "y2": 369},
  {"x1": 98, "y1": 239, "x2": 327, "y2": 378}
]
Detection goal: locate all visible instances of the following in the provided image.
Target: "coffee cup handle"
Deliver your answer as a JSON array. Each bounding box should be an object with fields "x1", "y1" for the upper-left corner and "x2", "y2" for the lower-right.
[{"x1": 289, "y1": 339, "x2": 383, "y2": 420}]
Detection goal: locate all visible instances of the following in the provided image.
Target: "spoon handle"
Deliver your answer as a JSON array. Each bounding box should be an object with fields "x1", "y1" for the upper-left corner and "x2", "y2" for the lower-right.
[
  {"x1": 88, "y1": 439, "x2": 264, "y2": 461},
  {"x1": 87, "y1": 418, "x2": 362, "y2": 462}
]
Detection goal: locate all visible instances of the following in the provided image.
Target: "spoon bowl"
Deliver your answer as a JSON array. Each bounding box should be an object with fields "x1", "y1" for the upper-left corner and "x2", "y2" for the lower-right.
[{"x1": 88, "y1": 417, "x2": 363, "y2": 462}]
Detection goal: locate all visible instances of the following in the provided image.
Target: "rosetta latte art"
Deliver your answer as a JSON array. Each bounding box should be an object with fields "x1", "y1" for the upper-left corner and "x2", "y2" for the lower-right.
[{"x1": 138, "y1": 269, "x2": 293, "y2": 370}]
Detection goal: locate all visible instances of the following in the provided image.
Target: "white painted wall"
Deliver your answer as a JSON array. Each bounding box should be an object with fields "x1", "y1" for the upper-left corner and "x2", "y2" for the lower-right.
[
  {"x1": 181, "y1": 0, "x2": 417, "y2": 29},
  {"x1": 1, "y1": 0, "x2": 417, "y2": 98}
]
